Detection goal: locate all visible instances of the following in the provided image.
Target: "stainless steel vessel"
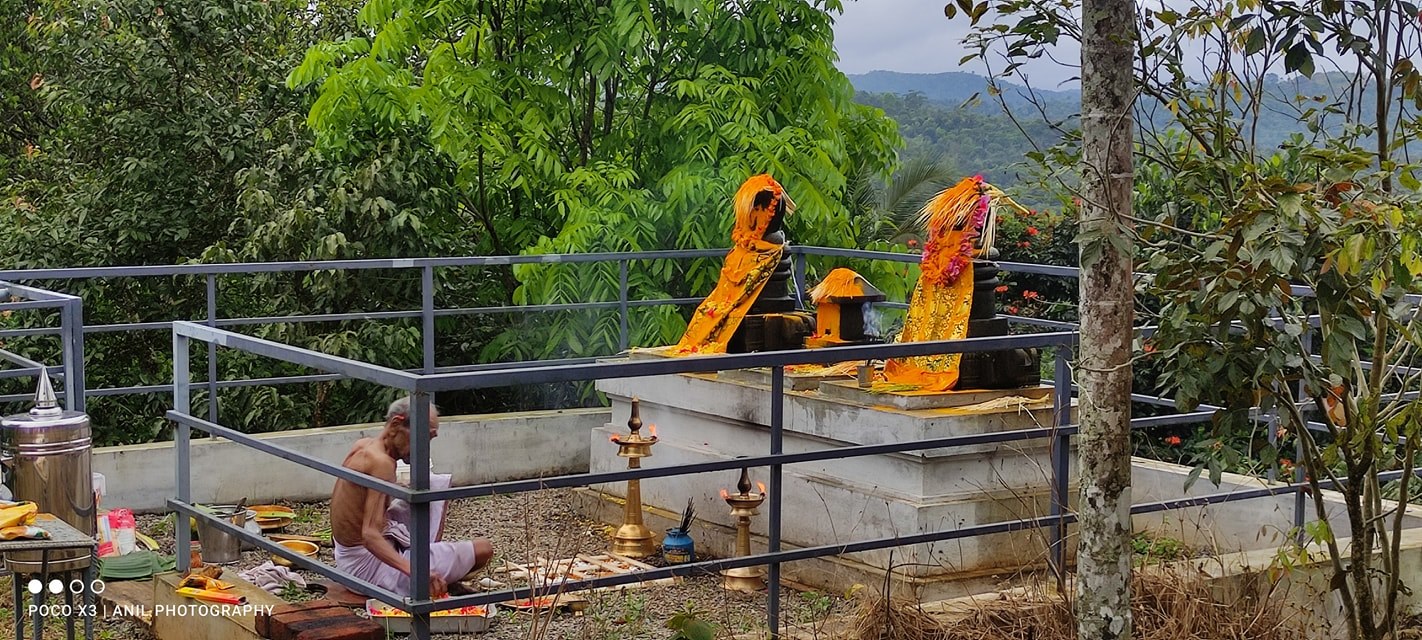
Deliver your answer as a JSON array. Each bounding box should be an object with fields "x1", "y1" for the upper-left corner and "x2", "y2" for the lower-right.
[{"x1": 1, "y1": 370, "x2": 94, "y2": 573}]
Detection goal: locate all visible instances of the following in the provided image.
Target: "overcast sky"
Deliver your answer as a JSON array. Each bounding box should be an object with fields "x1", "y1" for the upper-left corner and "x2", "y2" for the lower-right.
[{"x1": 830, "y1": 0, "x2": 1083, "y2": 87}]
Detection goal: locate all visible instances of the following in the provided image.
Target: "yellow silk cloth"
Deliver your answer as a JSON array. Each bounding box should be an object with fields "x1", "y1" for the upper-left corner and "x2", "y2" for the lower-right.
[
  {"x1": 879, "y1": 177, "x2": 988, "y2": 391},
  {"x1": 668, "y1": 239, "x2": 783, "y2": 355},
  {"x1": 880, "y1": 229, "x2": 977, "y2": 391},
  {"x1": 662, "y1": 174, "x2": 791, "y2": 356}
]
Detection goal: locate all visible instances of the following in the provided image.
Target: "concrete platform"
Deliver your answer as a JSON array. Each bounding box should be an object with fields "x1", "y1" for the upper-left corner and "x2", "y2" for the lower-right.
[
  {"x1": 586, "y1": 369, "x2": 1080, "y2": 592},
  {"x1": 817, "y1": 381, "x2": 1054, "y2": 411},
  {"x1": 573, "y1": 488, "x2": 1035, "y2": 602}
]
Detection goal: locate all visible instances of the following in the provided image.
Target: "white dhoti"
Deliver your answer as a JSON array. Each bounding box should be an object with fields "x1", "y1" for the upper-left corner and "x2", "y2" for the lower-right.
[{"x1": 334, "y1": 473, "x2": 478, "y2": 597}]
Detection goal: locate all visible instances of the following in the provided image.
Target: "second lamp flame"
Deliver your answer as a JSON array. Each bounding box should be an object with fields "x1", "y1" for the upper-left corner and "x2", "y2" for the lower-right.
[
  {"x1": 756, "y1": 482, "x2": 767, "y2": 495},
  {"x1": 648, "y1": 424, "x2": 658, "y2": 438},
  {"x1": 720, "y1": 489, "x2": 730, "y2": 499}
]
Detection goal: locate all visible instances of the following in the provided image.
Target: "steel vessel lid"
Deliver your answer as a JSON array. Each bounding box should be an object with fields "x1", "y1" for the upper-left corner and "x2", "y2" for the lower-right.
[{"x1": 0, "y1": 369, "x2": 87, "y2": 428}]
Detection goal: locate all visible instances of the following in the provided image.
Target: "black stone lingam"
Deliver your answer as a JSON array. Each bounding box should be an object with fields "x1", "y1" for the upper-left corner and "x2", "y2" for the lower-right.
[
  {"x1": 749, "y1": 190, "x2": 796, "y2": 316},
  {"x1": 729, "y1": 189, "x2": 815, "y2": 353},
  {"x1": 957, "y1": 249, "x2": 1042, "y2": 389}
]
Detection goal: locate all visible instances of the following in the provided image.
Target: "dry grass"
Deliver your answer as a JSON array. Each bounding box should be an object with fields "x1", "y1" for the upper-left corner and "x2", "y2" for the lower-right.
[{"x1": 846, "y1": 567, "x2": 1292, "y2": 640}]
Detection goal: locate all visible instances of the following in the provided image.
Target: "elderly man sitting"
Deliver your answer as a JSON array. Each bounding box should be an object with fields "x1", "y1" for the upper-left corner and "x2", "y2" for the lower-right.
[{"x1": 330, "y1": 397, "x2": 493, "y2": 598}]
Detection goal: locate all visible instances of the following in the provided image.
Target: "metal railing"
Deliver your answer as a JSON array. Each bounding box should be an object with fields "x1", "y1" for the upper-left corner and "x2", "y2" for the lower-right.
[
  {"x1": 0, "y1": 247, "x2": 1390, "y2": 637},
  {"x1": 164, "y1": 314, "x2": 1366, "y2": 639},
  {"x1": 0, "y1": 281, "x2": 85, "y2": 411},
  {"x1": 0, "y1": 246, "x2": 1073, "y2": 409}
]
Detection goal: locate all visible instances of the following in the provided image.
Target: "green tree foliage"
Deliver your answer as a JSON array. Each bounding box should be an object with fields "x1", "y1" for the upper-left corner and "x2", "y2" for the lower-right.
[
  {"x1": 289, "y1": 0, "x2": 902, "y2": 364},
  {"x1": 0, "y1": 0, "x2": 498, "y2": 442},
  {"x1": 963, "y1": 0, "x2": 1422, "y2": 635}
]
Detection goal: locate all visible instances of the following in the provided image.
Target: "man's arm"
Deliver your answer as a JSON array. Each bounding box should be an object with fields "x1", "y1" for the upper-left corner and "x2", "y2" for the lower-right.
[{"x1": 355, "y1": 456, "x2": 412, "y2": 578}]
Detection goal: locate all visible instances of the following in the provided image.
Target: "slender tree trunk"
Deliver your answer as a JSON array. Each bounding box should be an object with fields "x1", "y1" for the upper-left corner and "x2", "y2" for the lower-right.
[{"x1": 1076, "y1": 0, "x2": 1137, "y2": 637}]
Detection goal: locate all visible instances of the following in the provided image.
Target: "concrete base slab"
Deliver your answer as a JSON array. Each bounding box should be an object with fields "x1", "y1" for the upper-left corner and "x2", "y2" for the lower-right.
[
  {"x1": 572, "y1": 488, "x2": 1026, "y2": 603},
  {"x1": 817, "y1": 381, "x2": 1054, "y2": 411},
  {"x1": 719, "y1": 368, "x2": 853, "y2": 391}
]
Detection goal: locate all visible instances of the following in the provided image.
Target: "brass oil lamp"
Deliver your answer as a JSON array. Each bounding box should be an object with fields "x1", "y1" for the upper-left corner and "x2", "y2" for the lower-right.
[
  {"x1": 609, "y1": 398, "x2": 658, "y2": 558},
  {"x1": 720, "y1": 467, "x2": 767, "y2": 592}
]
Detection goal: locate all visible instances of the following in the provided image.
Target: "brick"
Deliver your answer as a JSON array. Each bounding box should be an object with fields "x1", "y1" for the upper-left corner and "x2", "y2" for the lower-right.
[
  {"x1": 288, "y1": 615, "x2": 384, "y2": 640},
  {"x1": 259, "y1": 600, "x2": 346, "y2": 640}
]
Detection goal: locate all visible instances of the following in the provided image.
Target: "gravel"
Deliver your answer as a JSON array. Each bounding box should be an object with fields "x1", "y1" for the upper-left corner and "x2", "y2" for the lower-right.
[{"x1": 127, "y1": 489, "x2": 842, "y2": 639}]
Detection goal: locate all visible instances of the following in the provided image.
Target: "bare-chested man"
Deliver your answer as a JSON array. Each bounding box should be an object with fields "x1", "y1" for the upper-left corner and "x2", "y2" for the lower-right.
[{"x1": 331, "y1": 397, "x2": 493, "y2": 598}]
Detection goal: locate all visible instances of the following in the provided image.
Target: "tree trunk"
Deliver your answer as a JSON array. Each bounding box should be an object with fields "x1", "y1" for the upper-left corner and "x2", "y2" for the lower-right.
[{"x1": 1076, "y1": 0, "x2": 1137, "y2": 637}]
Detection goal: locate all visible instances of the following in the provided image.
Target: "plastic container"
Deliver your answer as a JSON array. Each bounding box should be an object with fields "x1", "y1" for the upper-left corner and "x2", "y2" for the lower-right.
[
  {"x1": 92, "y1": 472, "x2": 105, "y2": 509},
  {"x1": 109, "y1": 508, "x2": 137, "y2": 555},
  {"x1": 364, "y1": 600, "x2": 495, "y2": 634},
  {"x1": 662, "y1": 528, "x2": 695, "y2": 565}
]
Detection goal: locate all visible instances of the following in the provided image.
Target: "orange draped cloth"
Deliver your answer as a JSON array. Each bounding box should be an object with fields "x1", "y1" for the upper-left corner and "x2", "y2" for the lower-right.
[
  {"x1": 668, "y1": 175, "x2": 792, "y2": 356},
  {"x1": 881, "y1": 177, "x2": 993, "y2": 391}
]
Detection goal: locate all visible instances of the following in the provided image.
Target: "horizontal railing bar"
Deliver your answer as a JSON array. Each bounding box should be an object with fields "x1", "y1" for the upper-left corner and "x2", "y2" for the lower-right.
[
  {"x1": 77, "y1": 298, "x2": 706, "y2": 335},
  {"x1": 0, "y1": 281, "x2": 80, "y2": 302},
  {"x1": 168, "y1": 500, "x2": 407, "y2": 607},
  {"x1": 0, "y1": 250, "x2": 731, "y2": 281},
  {"x1": 627, "y1": 297, "x2": 703, "y2": 308},
  {"x1": 412, "y1": 331, "x2": 1079, "y2": 392},
  {"x1": 415, "y1": 476, "x2": 1313, "y2": 613},
  {"x1": 0, "y1": 328, "x2": 60, "y2": 338},
  {"x1": 791, "y1": 246, "x2": 920, "y2": 264},
  {"x1": 174, "y1": 321, "x2": 420, "y2": 391},
  {"x1": 1, "y1": 359, "x2": 613, "y2": 402},
  {"x1": 0, "y1": 367, "x2": 56, "y2": 381},
  {"x1": 0, "y1": 348, "x2": 56, "y2": 374},
  {"x1": 0, "y1": 299, "x2": 67, "y2": 313},
  {"x1": 1003, "y1": 315, "x2": 1079, "y2": 329},
  {"x1": 85, "y1": 321, "x2": 173, "y2": 333},
  {"x1": 418, "y1": 424, "x2": 1081, "y2": 502},
  {"x1": 417, "y1": 410, "x2": 1214, "y2": 503},
  {"x1": 168, "y1": 411, "x2": 413, "y2": 501}
]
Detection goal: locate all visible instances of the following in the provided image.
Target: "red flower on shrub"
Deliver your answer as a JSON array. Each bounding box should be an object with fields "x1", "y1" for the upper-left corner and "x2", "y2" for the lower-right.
[
  {"x1": 1164, "y1": 436, "x2": 1182, "y2": 446},
  {"x1": 995, "y1": 285, "x2": 1009, "y2": 293},
  {"x1": 1022, "y1": 290, "x2": 1039, "y2": 300},
  {"x1": 1007, "y1": 305, "x2": 1020, "y2": 314},
  {"x1": 906, "y1": 238, "x2": 918, "y2": 248},
  {"x1": 1018, "y1": 241, "x2": 1032, "y2": 248},
  {"x1": 1026, "y1": 226, "x2": 1039, "y2": 236}
]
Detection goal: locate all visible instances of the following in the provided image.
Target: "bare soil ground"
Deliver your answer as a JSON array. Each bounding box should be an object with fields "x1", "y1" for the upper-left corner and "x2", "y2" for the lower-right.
[{"x1": 105, "y1": 488, "x2": 842, "y2": 639}]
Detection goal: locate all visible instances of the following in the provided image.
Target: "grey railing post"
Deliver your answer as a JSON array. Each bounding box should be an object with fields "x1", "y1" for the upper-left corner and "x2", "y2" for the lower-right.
[
  {"x1": 618, "y1": 260, "x2": 630, "y2": 352},
  {"x1": 422, "y1": 266, "x2": 435, "y2": 374},
  {"x1": 1048, "y1": 343, "x2": 1074, "y2": 589},
  {"x1": 792, "y1": 250, "x2": 807, "y2": 309},
  {"x1": 174, "y1": 331, "x2": 192, "y2": 573},
  {"x1": 767, "y1": 366, "x2": 784, "y2": 638},
  {"x1": 1295, "y1": 330, "x2": 1312, "y2": 543},
  {"x1": 409, "y1": 393, "x2": 432, "y2": 640},
  {"x1": 206, "y1": 274, "x2": 218, "y2": 423},
  {"x1": 61, "y1": 297, "x2": 86, "y2": 413}
]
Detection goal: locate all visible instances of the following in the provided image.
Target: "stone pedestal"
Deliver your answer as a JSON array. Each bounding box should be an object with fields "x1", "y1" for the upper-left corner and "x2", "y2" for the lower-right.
[{"x1": 581, "y1": 367, "x2": 1077, "y2": 599}]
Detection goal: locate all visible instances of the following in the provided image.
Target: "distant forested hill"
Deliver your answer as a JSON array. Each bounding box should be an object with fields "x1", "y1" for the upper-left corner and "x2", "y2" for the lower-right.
[
  {"x1": 852, "y1": 90, "x2": 1060, "y2": 202},
  {"x1": 849, "y1": 70, "x2": 1078, "y2": 117},
  {"x1": 848, "y1": 70, "x2": 1392, "y2": 191}
]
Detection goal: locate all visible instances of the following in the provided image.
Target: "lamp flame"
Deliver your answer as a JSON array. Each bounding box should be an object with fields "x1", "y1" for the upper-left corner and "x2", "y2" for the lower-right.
[
  {"x1": 757, "y1": 482, "x2": 767, "y2": 495},
  {"x1": 720, "y1": 489, "x2": 729, "y2": 499},
  {"x1": 608, "y1": 433, "x2": 619, "y2": 443},
  {"x1": 648, "y1": 424, "x2": 658, "y2": 438}
]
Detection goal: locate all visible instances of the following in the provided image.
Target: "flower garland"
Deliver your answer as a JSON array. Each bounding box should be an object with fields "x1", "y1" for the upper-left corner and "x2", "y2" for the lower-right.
[{"x1": 918, "y1": 178, "x2": 992, "y2": 286}]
